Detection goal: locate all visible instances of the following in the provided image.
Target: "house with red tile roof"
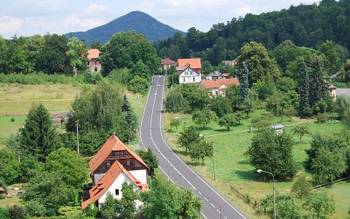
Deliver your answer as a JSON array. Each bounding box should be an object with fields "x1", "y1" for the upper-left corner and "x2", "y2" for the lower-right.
[
  {"x1": 81, "y1": 134, "x2": 148, "y2": 210},
  {"x1": 87, "y1": 49, "x2": 101, "y2": 73},
  {"x1": 178, "y1": 66, "x2": 201, "y2": 84},
  {"x1": 161, "y1": 57, "x2": 177, "y2": 71},
  {"x1": 200, "y1": 78, "x2": 240, "y2": 97},
  {"x1": 177, "y1": 58, "x2": 202, "y2": 73}
]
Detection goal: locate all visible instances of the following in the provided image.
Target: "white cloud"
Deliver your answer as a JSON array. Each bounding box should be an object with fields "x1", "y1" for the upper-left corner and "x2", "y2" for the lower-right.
[
  {"x1": 63, "y1": 15, "x2": 106, "y2": 30},
  {"x1": 0, "y1": 16, "x2": 22, "y2": 35},
  {"x1": 83, "y1": 3, "x2": 108, "y2": 14}
]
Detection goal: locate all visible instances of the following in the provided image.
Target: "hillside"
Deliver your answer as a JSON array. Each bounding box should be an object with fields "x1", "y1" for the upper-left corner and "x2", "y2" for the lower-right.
[
  {"x1": 157, "y1": 0, "x2": 350, "y2": 65},
  {"x1": 66, "y1": 11, "x2": 184, "y2": 44}
]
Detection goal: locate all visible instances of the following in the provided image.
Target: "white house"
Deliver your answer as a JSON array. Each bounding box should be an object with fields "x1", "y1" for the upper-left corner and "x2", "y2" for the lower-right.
[
  {"x1": 81, "y1": 134, "x2": 148, "y2": 210},
  {"x1": 179, "y1": 67, "x2": 201, "y2": 84}
]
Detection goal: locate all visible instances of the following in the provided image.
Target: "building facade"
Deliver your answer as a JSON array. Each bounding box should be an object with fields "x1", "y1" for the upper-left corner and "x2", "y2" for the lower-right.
[
  {"x1": 179, "y1": 67, "x2": 201, "y2": 84},
  {"x1": 200, "y1": 78, "x2": 240, "y2": 97},
  {"x1": 81, "y1": 134, "x2": 148, "y2": 209},
  {"x1": 87, "y1": 49, "x2": 102, "y2": 73}
]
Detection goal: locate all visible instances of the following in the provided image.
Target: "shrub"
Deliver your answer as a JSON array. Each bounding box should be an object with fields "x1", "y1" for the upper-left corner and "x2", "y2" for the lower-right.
[
  {"x1": 0, "y1": 207, "x2": 9, "y2": 219},
  {"x1": 25, "y1": 200, "x2": 46, "y2": 217},
  {"x1": 10, "y1": 118, "x2": 15, "y2": 122},
  {"x1": 315, "y1": 113, "x2": 329, "y2": 123},
  {"x1": 9, "y1": 205, "x2": 27, "y2": 219},
  {"x1": 127, "y1": 75, "x2": 149, "y2": 94}
]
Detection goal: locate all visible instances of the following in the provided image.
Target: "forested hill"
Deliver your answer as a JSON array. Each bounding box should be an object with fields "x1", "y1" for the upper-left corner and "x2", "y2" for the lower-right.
[
  {"x1": 66, "y1": 11, "x2": 184, "y2": 44},
  {"x1": 156, "y1": 0, "x2": 350, "y2": 65}
]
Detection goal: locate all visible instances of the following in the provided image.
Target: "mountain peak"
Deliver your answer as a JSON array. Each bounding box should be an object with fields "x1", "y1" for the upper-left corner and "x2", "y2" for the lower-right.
[{"x1": 66, "y1": 11, "x2": 183, "y2": 44}]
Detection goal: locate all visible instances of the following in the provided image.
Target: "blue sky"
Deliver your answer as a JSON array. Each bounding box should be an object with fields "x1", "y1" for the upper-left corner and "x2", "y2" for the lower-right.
[{"x1": 0, "y1": 0, "x2": 319, "y2": 38}]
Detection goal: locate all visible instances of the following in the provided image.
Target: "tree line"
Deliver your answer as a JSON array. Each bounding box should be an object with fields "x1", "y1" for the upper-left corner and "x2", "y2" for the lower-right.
[{"x1": 156, "y1": 0, "x2": 350, "y2": 68}]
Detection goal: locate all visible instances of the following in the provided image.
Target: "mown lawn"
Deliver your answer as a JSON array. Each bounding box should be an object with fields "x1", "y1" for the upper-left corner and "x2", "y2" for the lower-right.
[{"x1": 164, "y1": 111, "x2": 350, "y2": 219}]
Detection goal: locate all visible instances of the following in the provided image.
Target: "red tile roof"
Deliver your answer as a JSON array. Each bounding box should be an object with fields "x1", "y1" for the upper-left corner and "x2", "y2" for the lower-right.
[
  {"x1": 200, "y1": 78, "x2": 240, "y2": 89},
  {"x1": 81, "y1": 161, "x2": 147, "y2": 209},
  {"x1": 89, "y1": 134, "x2": 148, "y2": 173},
  {"x1": 177, "y1": 58, "x2": 202, "y2": 69},
  {"x1": 161, "y1": 58, "x2": 176, "y2": 65},
  {"x1": 87, "y1": 49, "x2": 100, "y2": 60}
]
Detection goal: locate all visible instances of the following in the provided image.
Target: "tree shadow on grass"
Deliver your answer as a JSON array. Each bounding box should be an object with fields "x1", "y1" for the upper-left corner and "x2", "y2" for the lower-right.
[
  {"x1": 173, "y1": 149, "x2": 189, "y2": 156},
  {"x1": 195, "y1": 126, "x2": 215, "y2": 131},
  {"x1": 186, "y1": 160, "x2": 203, "y2": 166},
  {"x1": 237, "y1": 160, "x2": 250, "y2": 165},
  {"x1": 213, "y1": 128, "x2": 230, "y2": 132},
  {"x1": 234, "y1": 170, "x2": 260, "y2": 181}
]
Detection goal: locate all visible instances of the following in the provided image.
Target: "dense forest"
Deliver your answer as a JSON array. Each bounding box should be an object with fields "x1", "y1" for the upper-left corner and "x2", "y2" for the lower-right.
[{"x1": 156, "y1": 0, "x2": 350, "y2": 66}]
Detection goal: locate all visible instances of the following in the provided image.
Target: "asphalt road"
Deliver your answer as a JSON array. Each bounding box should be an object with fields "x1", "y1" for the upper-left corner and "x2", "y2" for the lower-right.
[{"x1": 139, "y1": 75, "x2": 247, "y2": 219}]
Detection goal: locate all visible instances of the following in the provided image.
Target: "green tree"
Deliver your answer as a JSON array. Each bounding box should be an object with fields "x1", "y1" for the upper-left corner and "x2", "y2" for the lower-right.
[
  {"x1": 334, "y1": 96, "x2": 350, "y2": 121},
  {"x1": 100, "y1": 32, "x2": 159, "y2": 75},
  {"x1": 165, "y1": 88, "x2": 189, "y2": 113},
  {"x1": 23, "y1": 171, "x2": 75, "y2": 215},
  {"x1": 192, "y1": 109, "x2": 216, "y2": 128},
  {"x1": 292, "y1": 125, "x2": 310, "y2": 144},
  {"x1": 218, "y1": 114, "x2": 238, "y2": 131},
  {"x1": 67, "y1": 81, "x2": 126, "y2": 143},
  {"x1": 178, "y1": 189, "x2": 202, "y2": 219},
  {"x1": 344, "y1": 60, "x2": 350, "y2": 83},
  {"x1": 311, "y1": 147, "x2": 346, "y2": 185},
  {"x1": 36, "y1": 34, "x2": 68, "y2": 74},
  {"x1": 25, "y1": 200, "x2": 46, "y2": 217},
  {"x1": 291, "y1": 176, "x2": 312, "y2": 198},
  {"x1": 138, "y1": 149, "x2": 158, "y2": 177},
  {"x1": 246, "y1": 129, "x2": 296, "y2": 180},
  {"x1": 66, "y1": 37, "x2": 88, "y2": 75},
  {"x1": 0, "y1": 148, "x2": 20, "y2": 185},
  {"x1": 209, "y1": 96, "x2": 233, "y2": 118},
  {"x1": 18, "y1": 104, "x2": 57, "y2": 161},
  {"x1": 8, "y1": 205, "x2": 27, "y2": 219},
  {"x1": 141, "y1": 176, "x2": 201, "y2": 219},
  {"x1": 302, "y1": 193, "x2": 335, "y2": 219},
  {"x1": 100, "y1": 194, "x2": 117, "y2": 219},
  {"x1": 170, "y1": 118, "x2": 181, "y2": 131},
  {"x1": 189, "y1": 139, "x2": 213, "y2": 164},
  {"x1": 127, "y1": 75, "x2": 149, "y2": 94},
  {"x1": 120, "y1": 95, "x2": 138, "y2": 143},
  {"x1": 177, "y1": 126, "x2": 202, "y2": 153},
  {"x1": 45, "y1": 148, "x2": 88, "y2": 189},
  {"x1": 117, "y1": 183, "x2": 137, "y2": 219},
  {"x1": 237, "y1": 42, "x2": 280, "y2": 86},
  {"x1": 318, "y1": 40, "x2": 348, "y2": 75}
]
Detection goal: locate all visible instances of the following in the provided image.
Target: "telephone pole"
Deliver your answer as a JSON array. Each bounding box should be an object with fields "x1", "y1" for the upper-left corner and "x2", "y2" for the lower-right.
[{"x1": 76, "y1": 120, "x2": 80, "y2": 154}]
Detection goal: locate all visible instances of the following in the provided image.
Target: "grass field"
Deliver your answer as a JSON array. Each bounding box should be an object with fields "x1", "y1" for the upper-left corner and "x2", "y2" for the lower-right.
[{"x1": 164, "y1": 111, "x2": 350, "y2": 219}]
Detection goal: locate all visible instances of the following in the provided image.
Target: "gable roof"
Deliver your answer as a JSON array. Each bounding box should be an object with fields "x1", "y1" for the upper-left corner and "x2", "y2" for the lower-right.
[
  {"x1": 87, "y1": 49, "x2": 100, "y2": 60},
  {"x1": 161, "y1": 58, "x2": 176, "y2": 65},
  {"x1": 179, "y1": 67, "x2": 200, "y2": 77},
  {"x1": 81, "y1": 161, "x2": 147, "y2": 209},
  {"x1": 177, "y1": 58, "x2": 202, "y2": 69},
  {"x1": 89, "y1": 134, "x2": 148, "y2": 173},
  {"x1": 200, "y1": 78, "x2": 240, "y2": 89}
]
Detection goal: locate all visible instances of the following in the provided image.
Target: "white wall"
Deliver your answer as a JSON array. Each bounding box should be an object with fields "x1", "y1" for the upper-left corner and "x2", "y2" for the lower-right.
[
  {"x1": 129, "y1": 169, "x2": 147, "y2": 185},
  {"x1": 179, "y1": 75, "x2": 201, "y2": 84}
]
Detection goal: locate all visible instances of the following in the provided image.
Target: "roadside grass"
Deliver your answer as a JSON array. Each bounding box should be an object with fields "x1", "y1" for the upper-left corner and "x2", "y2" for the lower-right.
[{"x1": 164, "y1": 111, "x2": 349, "y2": 218}]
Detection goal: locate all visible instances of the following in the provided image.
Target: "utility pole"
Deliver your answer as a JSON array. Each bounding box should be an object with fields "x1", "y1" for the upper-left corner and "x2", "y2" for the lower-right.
[
  {"x1": 76, "y1": 120, "x2": 80, "y2": 155},
  {"x1": 212, "y1": 150, "x2": 216, "y2": 181},
  {"x1": 257, "y1": 169, "x2": 276, "y2": 219}
]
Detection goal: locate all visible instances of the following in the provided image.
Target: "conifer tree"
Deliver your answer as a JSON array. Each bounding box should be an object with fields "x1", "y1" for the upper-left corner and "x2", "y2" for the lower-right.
[{"x1": 18, "y1": 104, "x2": 57, "y2": 161}]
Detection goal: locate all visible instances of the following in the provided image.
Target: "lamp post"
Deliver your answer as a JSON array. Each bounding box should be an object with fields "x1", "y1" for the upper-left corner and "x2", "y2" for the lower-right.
[{"x1": 257, "y1": 169, "x2": 276, "y2": 219}]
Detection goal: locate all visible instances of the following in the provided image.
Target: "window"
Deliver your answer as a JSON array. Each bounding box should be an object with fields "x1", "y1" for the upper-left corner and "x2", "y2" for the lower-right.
[{"x1": 115, "y1": 189, "x2": 119, "y2": 196}]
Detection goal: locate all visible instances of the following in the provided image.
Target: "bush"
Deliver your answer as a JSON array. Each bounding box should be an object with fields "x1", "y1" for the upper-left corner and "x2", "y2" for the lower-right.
[
  {"x1": 315, "y1": 113, "x2": 329, "y2": 123},
  {"x1": 0, "y1": 207, "x2": 9, "y2": 219},
  {"x1": 25, "y1": 200, "x2": 46, "y2": 217},
  {"x1": 0, "y1": 73, "x2": 87, "y2": 85},
  {"x1": 106, "y1": 68, "x2": 129, "y2": 85},
  {"x1": 9, "y1": 205, "x2": 27, "y2": 219},
  {"x1": 127, "y1": 75, "x2": 149, "y2": 94}
]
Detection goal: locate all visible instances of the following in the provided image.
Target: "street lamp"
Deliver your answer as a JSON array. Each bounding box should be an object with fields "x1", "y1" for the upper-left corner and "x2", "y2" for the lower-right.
[{"x1": 257, "y1": 169, "x2": 276, "y2": 219}]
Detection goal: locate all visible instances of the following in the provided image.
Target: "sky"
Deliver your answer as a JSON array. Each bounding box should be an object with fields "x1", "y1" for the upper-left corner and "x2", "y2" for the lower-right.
[{"x1": 0, "y1": 0, "x2": 319, "y2": 38}]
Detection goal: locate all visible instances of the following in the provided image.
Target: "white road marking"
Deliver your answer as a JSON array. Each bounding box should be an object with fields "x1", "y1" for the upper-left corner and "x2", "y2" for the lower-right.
[{"x1": 141, "y1": 76, "x2": 246, "y2": 219}]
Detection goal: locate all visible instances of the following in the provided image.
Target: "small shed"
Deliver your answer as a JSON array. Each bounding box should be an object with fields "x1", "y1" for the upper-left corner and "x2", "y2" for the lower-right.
[{"x1": 271, "y1": 124, "x2": 285, "y2": 135}]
